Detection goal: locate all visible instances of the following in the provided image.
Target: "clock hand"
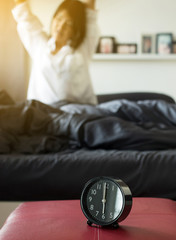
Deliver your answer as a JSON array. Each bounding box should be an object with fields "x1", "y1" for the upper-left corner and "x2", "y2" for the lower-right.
[{"x1": 102, "y1": 182, "x2": 107, "y2": 214}]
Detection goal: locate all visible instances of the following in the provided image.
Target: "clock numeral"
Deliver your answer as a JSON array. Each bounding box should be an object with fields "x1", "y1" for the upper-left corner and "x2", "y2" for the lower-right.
[
  {"x1": 90, "y1": 205, "x2": 94, "y2": 211},
  {"x1": 89, "y1": 196, "x2": 92, "y2": 202},
  {"x1": 91, "y1": 189, "x2": 97, "y2": 195},
  {"x1": 97, "y1": 184, "x2": 101, "y2": 190},
  {"x1": 102, "y1": 214, "x2": 105, "y2": 220},
  {"x1": 110, "y1": 212, "x2": 113, "y2": 219},
  {"x1": 106, "y1": 184, "x2": 110, "y2": 189},
  {"x1": 96, "y1": 211, "x2": 99, "y2": 216},
  {"x1": 112, "y1": 185, "x2": 115, "y2": 191}
]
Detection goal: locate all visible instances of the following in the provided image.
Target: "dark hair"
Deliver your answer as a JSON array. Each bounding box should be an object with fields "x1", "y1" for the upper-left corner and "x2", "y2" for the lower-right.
[{"x1": 52, "y1": 0, "x2": 86, "y2": 50}]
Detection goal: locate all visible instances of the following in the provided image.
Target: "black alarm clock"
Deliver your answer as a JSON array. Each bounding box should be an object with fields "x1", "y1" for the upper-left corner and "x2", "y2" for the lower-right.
[{"x1": 80, "y1": 177, "x2": 132, "y2": 228}]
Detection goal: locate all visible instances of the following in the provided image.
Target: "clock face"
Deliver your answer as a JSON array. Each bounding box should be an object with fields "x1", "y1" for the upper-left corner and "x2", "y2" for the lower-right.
[{"x1": 82, "y1": 178, "x2": 124, "y2": 225}]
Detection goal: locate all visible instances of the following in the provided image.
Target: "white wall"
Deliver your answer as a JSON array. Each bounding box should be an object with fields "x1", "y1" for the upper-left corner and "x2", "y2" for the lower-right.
[
  {"x1": 90, "y1": 58, "x2": 176, "y2": 98},
  {"x1": 0, "y1": 202, "x2": 22, "y2": 229},
  {"x1": 29, "y1": 0, "x2": 176, "y2": 101},
  {"x1": 97, "y1": 0, "x2": 176, "y2": 43},
  {"x1": 0, "y1": 0, "x2": 27, "y2": 102}
]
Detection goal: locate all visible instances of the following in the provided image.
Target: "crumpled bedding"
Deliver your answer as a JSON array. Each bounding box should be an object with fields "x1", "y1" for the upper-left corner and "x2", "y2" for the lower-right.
[{"x1": 1, "y1": 93, "x2": 176, "y2": 154}]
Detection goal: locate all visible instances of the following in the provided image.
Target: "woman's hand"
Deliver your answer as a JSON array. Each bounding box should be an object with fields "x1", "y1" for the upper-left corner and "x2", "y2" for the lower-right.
[{"x1": 14, "y1": 0, "x2": 26, "y2": 5}]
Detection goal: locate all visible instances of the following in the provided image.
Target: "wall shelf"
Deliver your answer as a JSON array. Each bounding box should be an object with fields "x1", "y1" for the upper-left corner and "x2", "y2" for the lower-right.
[{"x1": 93, "y1": 54, "x2": 176, "y2": 61}]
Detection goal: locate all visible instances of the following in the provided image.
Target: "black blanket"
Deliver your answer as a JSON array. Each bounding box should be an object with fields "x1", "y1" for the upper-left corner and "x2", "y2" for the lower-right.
[{"x1": 1, "y1": 96, "x2": 176, "y2": 154}]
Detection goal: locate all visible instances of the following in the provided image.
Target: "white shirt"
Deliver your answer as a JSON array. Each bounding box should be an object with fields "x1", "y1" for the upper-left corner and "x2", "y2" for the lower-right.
[{"x1": 12, "y1": 2, "x2": 99, "y2": 105}]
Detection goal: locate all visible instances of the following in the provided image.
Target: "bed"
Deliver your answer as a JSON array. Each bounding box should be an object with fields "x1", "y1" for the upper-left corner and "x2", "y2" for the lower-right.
[{"x1": 0, "y1": 90, "x2": 176, "y2": 201}]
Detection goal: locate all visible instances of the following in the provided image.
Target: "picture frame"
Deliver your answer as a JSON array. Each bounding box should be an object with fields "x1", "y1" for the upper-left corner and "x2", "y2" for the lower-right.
[
  {"x1": 172, "y1": 41, "x2": 176, "y2": 54},
  {"x1": 96, "y1": 36, "x2": 116, "y2": 54},
  {"x1": 116, "y1": 43, "x2": 137, "y2": 54},
  {"x1": 141, "y1": 34, "x2": 155, "y2": 53},
  {"x1": 156, "y1": 33, "x2": 173, "y2": 54}
]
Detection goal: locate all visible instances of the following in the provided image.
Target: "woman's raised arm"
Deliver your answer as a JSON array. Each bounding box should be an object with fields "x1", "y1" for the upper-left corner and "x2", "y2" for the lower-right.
[
  {"x1": 12, "y1": 0, "x2": 48, "y2": 60},
  {"x1": 84, "y1": 0, "x2": 96, "y2": 10},
  {"x1": 14, "y1": 0, "x2": 26, "y2": 5}
]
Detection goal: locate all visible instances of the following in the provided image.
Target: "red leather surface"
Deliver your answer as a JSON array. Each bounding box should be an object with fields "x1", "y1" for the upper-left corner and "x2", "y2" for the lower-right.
[{"x1": 0, "y1": 198, "x2": 176, "y2": 240}]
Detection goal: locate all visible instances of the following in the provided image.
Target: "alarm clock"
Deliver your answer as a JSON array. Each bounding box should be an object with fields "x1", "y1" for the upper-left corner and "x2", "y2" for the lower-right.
[{"x1": 80, "y1": 176, "x2": 132, "y2": 228}]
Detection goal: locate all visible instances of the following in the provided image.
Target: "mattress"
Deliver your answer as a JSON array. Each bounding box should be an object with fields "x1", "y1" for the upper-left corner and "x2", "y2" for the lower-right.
[{"x1": 0, "y1": 148, "x2": 176, "y2": 201}]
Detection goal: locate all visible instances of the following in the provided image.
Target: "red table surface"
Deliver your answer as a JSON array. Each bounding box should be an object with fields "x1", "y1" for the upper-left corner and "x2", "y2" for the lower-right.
[{"x1": 0, "y1": 198, "x2": 176, "y2": 240}]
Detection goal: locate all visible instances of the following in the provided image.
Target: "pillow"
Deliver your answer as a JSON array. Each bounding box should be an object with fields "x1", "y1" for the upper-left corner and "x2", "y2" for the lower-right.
[{"x1": 0, "y1": 90, "x2": 15, "y2": 105}]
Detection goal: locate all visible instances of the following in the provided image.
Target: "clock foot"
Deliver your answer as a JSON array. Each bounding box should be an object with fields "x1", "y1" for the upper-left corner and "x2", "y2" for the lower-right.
[
  {"x1": 111, "y1": 222, "x2": 119, "y2": 229},
  {"x1": 87, "y1": 220, "x2": 93, "y2": 226}
]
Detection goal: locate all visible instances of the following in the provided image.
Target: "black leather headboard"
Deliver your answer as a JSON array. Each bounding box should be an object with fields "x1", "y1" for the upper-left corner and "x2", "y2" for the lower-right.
[{"x1": 97, "y1": 92, "x2": 175, "y2": 104}]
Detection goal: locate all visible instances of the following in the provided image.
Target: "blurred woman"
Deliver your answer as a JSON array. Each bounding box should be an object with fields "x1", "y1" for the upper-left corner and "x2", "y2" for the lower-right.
[{"x1": 12, "y1": 0, "x2": 99, "y2": 105}]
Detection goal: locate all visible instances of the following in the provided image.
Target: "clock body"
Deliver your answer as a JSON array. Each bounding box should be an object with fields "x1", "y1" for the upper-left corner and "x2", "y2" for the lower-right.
[{"x1": 80, "y1": 177, "x2": 132, "y2": 227}]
